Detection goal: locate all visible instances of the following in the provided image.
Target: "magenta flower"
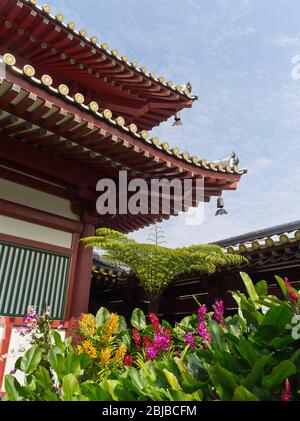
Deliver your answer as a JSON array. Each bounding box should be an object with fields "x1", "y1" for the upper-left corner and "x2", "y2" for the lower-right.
[
  {"x1": 197, "y1": 304, "x2": 207, "y2": 322},
  {"x1": 213, "y1": 299, "x2": 224, "y2": 325},
  {"x1": 18, "y1": 306, "x2": 40, "y2": 337},
  {"x1": 281, "y1": 379, "x2": 291, "y2": 401},
  {"x1": 196, "y1": 321, "x2": 211, "y2": 343},
  {"x1": 284, "y1": 278, "x2": 299, "y2": 303},
  {"x1": 184, "y1": 333, "x2": 196, "y2": 346},
  {"x1": 146, "y1": 344, "x2": 159, "y2": 360},
  {"x1": 153, "y1": 333, "x2": 171, "y2": 352}
]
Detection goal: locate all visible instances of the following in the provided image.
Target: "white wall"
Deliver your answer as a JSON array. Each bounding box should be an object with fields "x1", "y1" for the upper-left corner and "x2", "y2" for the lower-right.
[
  {"x1": 0, "y1": 177, "x2": 79, "y2": 221},
  {"x1": 0, "y1": 215, "x2": 73, "y2": 249}
]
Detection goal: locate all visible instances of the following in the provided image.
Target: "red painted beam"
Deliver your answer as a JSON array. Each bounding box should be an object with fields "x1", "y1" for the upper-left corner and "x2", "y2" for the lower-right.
[{"x1": 0, "y1": 198, "x2": 82, "y2": 234}]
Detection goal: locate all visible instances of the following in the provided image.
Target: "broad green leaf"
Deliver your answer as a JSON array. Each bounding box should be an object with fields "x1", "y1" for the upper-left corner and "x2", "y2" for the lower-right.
[
  {"x1": 49, "y1": 348, "x2": 65, "y2": 380},
  {"x1": 52, "y1": 331, "x2": 65, "y2": 352},
  {"x1": 178, "y1": 315, "x2": 192, "y2": 329},
  {"x1": 43, "y1": 390, "x2": 61, "y2": 401},
  {"x1": 81, "y1": 382, "x2": 110, "y2": 401},
  {"x1": 118, "y1": 315, "x2": 127, "y2": 332},
  {"x1": 240, "y1": 296, "x2": 263, "y2": 327},
  {"x1": 167, "y1": 389, "x2": 193, "y2": 401},
  {"x1": 113, "y1": 384, "x2": 137, "y2": 401},
  {"x1": 262, "y1": 360, "x2": 296, "y2": 390},
  {"x1": 63, "y1": 351, "x2": 81, "y2": 377},
  {"x1": 209, "y1": 319, "x2": 227, "y2": 352},
  {"x1": 95, "y1": 307, "x2": 110, "y2": 327},
  {"x1": 187, "y1": 353, "x2": 210, "y2": 382},
  {"x1": 238, "y1": 338, "x2": 258, "y2": 367},
  {"x1": 35, "y1": 366, "x2": 53, "y2": 389},
  {"x1": 233, "y1": 386, "x2": 260, "y2": 401},
  {"x1": 62, "y1": 373, "x2": 80, "y2": 401},
  {"x1": 255, "y1": 280, "x2": 268, "y2": 297},
  {"x1": 271, "y1": 335, "x2": 294, "y2": 348},
  {"x1": 20, "y1": 345, "x2": 41, "y2": 374},
  {"x1": 240, "y1": 272, "x2": 259, "y2": 303},
  {"x1": 291, "y1": 348, "x2": 300, "y2": 362},
  {"x1": 216, "y1": 351, "x2": 240, "y2": 374},
  {"x1": 4, "y1": 375, "x2": 24, "y2": 401},
  {"x1": 163, "y1": 369, "x2": 182, "y2": 391},
  {"x1": 207, "y1": 364, "x2": 238, "y2": 401},
  {"x1": 174, "y1": 357, "x2": 191, "y2": 382},
  {"x1": 254, "y1": 306, "x2": 292, "y2": 342},
  {"x1": 275, "y1": 275, "x2": 288, "y2": 299},
  {"x1": 241, "y1": 354, "x2": 272, "y2": 389},
  {"x1": 128, "y1": 367, "x2": 147, "y2": 390},
  {"x1": 102, "y1": 379, "x2": 120, "y2": 400},
  {"x1": 131, "y1": 308, "x2": 146, "y2": 330}
]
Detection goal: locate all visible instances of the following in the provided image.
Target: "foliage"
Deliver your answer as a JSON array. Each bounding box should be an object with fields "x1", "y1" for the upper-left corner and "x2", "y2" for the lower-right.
[
  {"x1": 3, "y1": 273, "x2": 300, "y2": 401},
  {"x1": 81, "y1": 228, "x2": 246, "y2": 309}
]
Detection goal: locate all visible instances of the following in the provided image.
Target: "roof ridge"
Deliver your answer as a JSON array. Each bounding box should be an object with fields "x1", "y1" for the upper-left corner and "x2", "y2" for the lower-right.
[{"x1": 215, "y1": 220, "x2": 300, "y2": 248}]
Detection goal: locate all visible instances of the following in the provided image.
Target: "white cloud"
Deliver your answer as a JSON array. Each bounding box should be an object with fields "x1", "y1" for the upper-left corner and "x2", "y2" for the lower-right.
[{"x1": 271, "y1": 33, "x2": 300, "y2": 47}]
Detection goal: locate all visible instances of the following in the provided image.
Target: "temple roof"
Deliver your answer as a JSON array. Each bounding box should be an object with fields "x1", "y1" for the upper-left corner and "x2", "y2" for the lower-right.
[
  {"x1": 215, "y1": 220, "x2": 300, "y2": 254},
  {"x1": 0, "y1": 0, "x2": 197, "y2": 130},
  {"x1": 1, "y1": 53, "x2": 247, "y2": 177}
]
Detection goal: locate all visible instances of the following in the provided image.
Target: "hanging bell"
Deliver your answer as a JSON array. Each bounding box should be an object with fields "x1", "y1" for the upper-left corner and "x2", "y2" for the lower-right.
[
  {"x1": 172, "y1": 112, "x2": 183, "y2": 126},
  {"x1": 215, "y1": 196, "x2": 228, "y2": 216}
]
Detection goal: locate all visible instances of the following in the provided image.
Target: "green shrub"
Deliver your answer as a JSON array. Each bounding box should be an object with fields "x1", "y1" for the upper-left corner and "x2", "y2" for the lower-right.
[{"x1": 3, "y1": 273, "x2": 300, "y2": 401}]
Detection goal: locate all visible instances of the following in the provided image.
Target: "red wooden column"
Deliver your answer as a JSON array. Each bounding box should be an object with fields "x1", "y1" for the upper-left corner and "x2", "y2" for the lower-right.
[
  {"x1": 69, "y1": 215, "x2": 95, "y2": 318},
  {"x1": 0, "y1": 317, "x2": 13, "y2": 388}
]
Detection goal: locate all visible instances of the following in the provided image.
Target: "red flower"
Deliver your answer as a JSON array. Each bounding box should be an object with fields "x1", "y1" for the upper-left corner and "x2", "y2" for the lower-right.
[
  {"x1": 132, "y1": 328, "x2": 141, "y2": 351},
  {"x1": 284, "y1": 277, "x2": 299, "y2": 303},
  {"x1": 162, "y1": 327, "x2": 172, "y2": 343},
  {"x1": 124, "y1": 354, "x2": 133, "y2": 366},
  {"x1": 281, "y1": 379, "x2": 291, "y2": 401},
  {"x1": 149, "y1": 313, "x2": 160, "y2": 333},
  {"x1": 142, "y1": 336, "x2": 151, "y2": 347}
]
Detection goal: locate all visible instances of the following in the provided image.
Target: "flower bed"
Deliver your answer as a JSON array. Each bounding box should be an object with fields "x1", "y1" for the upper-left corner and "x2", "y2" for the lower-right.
[{"x1": 2, "y1": 273, "x2": 300, "y2": 401}]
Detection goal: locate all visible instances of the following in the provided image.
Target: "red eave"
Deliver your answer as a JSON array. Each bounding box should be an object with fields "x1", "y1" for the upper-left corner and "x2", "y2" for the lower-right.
[
  {"x1": 0, "y1": 65, "x2": 244, "y2": 232},
  {"x1": 0, "y1": 0, "x2": 197, "y2": 130}
]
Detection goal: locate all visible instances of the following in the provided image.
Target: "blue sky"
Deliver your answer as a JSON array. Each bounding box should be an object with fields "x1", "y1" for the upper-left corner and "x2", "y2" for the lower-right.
[{"x1": 51, "y1": 0, "x2": 300, "y2": 246}]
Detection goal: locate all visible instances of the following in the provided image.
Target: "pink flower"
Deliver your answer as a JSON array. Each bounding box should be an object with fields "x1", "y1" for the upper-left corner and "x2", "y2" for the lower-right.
[
  {"x1": 18, "y1": 306, "x2": 40, "y2": 337},
  {"x1": 184, "y1": 333, "x2": 196, "y2": 346},
  {"x1": 145, "y1": 344, "x2": 159, "y2": 360},
  {"x1": 281, "y1": 379, "x2": 291, "y2": 401},
  {"x1": 213, "y1": 299, "x2": 224, "y2": 325},
  {"x1": 124, "y1": 354, "x2": 133, "y2": 366},
  {"x1": 196, "y1": 321, "x2": 211, "y2": 343},
  {"x1": 149, "y1": 313, "x2": 160, "y2": 333},
  {"x1": 197, "y1": 305, "x2": 207, "y2": 322},
  {"x1": 153, "y1": 333, "x2": 170, "y2": 352},
  {"x1": 284, "y1": 278, "x2": 299, "y2": 303}
]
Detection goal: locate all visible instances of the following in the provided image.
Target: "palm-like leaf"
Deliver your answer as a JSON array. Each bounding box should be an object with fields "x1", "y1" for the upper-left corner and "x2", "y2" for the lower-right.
[{"x1": 82, "y1": 228, "x2": 247, "y2": 306}]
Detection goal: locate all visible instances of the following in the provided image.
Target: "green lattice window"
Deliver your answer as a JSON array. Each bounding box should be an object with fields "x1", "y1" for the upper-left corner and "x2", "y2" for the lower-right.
[{"x1": 0, "y1": 241, "x2": 70, "y2": 319}]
